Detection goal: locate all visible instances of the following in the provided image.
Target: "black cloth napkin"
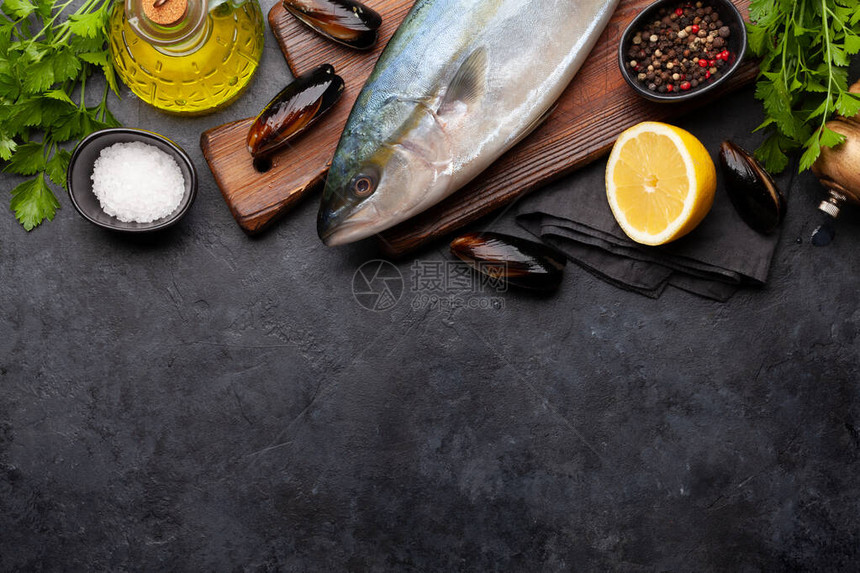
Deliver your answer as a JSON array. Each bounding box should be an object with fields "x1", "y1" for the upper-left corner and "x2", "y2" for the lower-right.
[{"x1": 516, "y1": 141, "x2": 792, "y2": 301}]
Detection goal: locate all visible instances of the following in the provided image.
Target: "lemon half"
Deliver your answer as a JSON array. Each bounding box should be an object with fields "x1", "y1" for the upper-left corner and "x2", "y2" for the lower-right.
[{"x1": 606, "y1": 121, "x2": 717, "y2": 246}]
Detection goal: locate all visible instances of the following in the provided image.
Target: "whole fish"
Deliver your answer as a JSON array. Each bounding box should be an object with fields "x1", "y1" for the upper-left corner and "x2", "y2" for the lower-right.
[{"x1": 318, "y1": 0, "x2": 620, "y2": 246}]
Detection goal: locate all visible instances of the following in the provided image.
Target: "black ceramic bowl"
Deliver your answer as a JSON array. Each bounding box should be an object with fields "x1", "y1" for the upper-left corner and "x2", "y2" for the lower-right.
[
  {"x1": 67, "y1": 128, "x2": 197, "y2": 232},
  {"x1": 618, "y1": 0, "x2": 747, "y2": 103}
]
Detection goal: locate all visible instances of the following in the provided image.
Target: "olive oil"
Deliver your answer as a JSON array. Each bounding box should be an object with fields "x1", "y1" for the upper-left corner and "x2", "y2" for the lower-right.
[{"x1": 109, "y1": 0, "x2": 264, "y2": 115}]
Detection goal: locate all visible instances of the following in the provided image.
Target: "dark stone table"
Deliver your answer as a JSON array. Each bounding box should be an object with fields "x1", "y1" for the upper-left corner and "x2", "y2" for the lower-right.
[{"x1": 1, "y1": 3, "x2": 858, "y2": 570}]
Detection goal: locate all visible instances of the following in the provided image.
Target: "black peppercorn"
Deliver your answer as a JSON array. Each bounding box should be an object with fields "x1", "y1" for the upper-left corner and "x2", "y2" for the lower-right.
[{"x1": 628, "y1": 1, "x2": 732, "y2": 96}]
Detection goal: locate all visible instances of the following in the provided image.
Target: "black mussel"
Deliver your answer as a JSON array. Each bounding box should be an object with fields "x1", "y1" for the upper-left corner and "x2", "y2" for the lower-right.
[
  {"x1": 450, "y1": 232, "x2": 566, "y2": 292},
  {"x1": 719, "y1": 141, "x2": 786, "y2": 235},
  {"x1": 283, "y1": 0, "x2": 382, "y2": 50},
  {"x1": 247, "y1": 64, "x2": 344, "y2": 158}
]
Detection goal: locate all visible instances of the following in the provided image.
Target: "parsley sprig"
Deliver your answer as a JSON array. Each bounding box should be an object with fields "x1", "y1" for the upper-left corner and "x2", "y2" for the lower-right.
[
  {"x1": 747, "y1": 0, "x2": 860, "y2": 173},
  {"x1": 1, "y1": 0, "x2": 119, "y2": 230}
]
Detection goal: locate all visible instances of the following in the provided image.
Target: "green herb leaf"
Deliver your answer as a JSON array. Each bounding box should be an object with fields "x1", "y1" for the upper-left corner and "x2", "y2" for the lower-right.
[
  {"x1": 52, "y1": 109, "x2": 83, "y2": 141},
  {"x1": 0, "y1": 19, "x2": 14, "y2": 52},
  {"x1": 0, "y1": 134, "x2": 17, "y2": 161},
  {"x1": 845, "y1": 33, "x2": 860, "y2": 54},
  {"x1": 7, "y1": 98, "x2": 44, "y2": 133},
  {"x1": 22, "y1": 42, "x2": 46, "y2": 64},
  {"x1": 748, "y1": 0, "x2": 776, "y2": 23},
  {"x1": 45, "y1": 148, "x2": 70, "y2": 189},
  {"x1": 819, "y1": 125, "x2": 847, "y2": 148},
  {"x1": 43, "y1": 88, "x2": 75, "y2": 105},
  {"x1": 749, "y1": 0, "x2": 860, "y2": 173},
  {"x1": 34, "y1": 0, "x2": 52, "y2": 18},
  {"x1": 835, "y1": 91, "x2": 860, "y2": 117},
  {"x1": 4, "y1": 0, "x2": 35, "y2": 19},
  {"x1": 799, "y1": 132, "x2": 822, "y2": 172},
  {"x1": 78, "y1": 51, "x2": 107, "y2": 66},
  {"x1": 829, "y1": 44, "x2": 849, "y2": 66},
  {"x1": 51, "y1": 48, "x2": 82, "y2": 84},
  {"x1": 69, "y1": 34, "x2": 105, "y2": 54},
  {"x1": 746, "y1": 22, "x2": 771, "y2": 55},
  {"x1": 78, "y1": 51, "x2": 118, "y2": 93},
  {"x1": 10, "y1": 174, "x2": 60, "y2": 230},
  {"x1": 39, "y1": 95, "x2": 76, "y2": 125},
  {"x1": 102, "y1": 56, "x2": 118, "y2": 94},
  {"x1": 22, "y1": 56, "x2": 55, "y2": 93},
  {"x1": 3, "y1": 141, "x2": 44, "y2": 175},
  {"x1": 755, "y1": 133, "x2": 790, "y2": 174},
  {"x1": 68, "y1": 11, "x2": 104, "y2": 39},
  {"x1": 0, "y1": 0, "x2": 120, "y2": 230}
]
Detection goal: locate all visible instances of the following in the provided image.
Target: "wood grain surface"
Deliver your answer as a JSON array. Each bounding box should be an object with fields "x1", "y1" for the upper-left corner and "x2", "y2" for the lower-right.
[{"x1": 200, "y1": 0, "x2": 755, "y2": 246}]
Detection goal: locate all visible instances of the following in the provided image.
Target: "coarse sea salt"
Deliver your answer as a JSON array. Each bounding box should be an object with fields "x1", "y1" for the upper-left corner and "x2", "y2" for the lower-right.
[{"x1": 90, "y1": 141, "x2": 185, "y2": 223}]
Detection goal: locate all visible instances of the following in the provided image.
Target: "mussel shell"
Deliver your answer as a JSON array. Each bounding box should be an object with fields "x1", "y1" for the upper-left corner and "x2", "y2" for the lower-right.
[
  {"x1": 719, "y1": 141, "x2": 786, "y2": 235},
  {"x1": 247, "y1": 64, "x2": 345, "y2": 158},
  {"x1": 283, "y1": 0, "x2": 382, "y2": 50},
  {"x1": 450, "y1": 232, "x2": 566, "y2": 291}
]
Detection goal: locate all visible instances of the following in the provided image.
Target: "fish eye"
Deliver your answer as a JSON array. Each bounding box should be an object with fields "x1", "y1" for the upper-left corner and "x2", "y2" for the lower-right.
[{"x1": 350, "y1": 172, "x2": 377, "y2": 198}]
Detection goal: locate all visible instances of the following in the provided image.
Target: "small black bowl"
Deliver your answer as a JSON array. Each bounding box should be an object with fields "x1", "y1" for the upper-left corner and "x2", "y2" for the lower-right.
[
  {"x1": 618, "y1": 0, "x2": 747, "y2": 103},
  {"x1": 67, "y1": 128, "x2": 198, "y2": 232}
]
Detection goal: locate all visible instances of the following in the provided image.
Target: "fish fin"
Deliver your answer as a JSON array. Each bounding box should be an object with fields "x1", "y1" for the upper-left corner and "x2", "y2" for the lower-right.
[
  {"x1": 509, "y1": 104, "x2": 557, "y2": 148},
  {"x1": 438, "y1": 47, "x2": 488, "y2": 117}
]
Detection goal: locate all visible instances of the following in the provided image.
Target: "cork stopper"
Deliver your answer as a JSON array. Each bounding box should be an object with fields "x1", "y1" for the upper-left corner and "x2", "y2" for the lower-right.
[{"x1": 143, "y1": 0, "x2": 187, "y2": 26}]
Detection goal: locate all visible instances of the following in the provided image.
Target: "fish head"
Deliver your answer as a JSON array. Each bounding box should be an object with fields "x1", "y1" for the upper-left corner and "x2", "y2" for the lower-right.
[{"x1": 318, "y1": 97, "x2": 453, "y2": 246}]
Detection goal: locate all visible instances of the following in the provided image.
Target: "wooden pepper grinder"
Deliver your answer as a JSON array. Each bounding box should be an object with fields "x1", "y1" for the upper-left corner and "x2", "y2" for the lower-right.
[
  {"x1": 812, "y1": 79, "x2": 860, "y2": 219},
  {"x1": 809, "y1": 79, "x2": 860, "y2": 245}
]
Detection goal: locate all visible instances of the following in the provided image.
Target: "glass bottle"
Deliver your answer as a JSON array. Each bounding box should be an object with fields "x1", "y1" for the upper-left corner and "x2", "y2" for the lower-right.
[{"x1": 109, "y1": 0, "x2": 265, "y2": 115}]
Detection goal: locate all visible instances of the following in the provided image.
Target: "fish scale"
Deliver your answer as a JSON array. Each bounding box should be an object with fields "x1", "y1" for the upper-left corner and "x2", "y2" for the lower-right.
[{"x1": 318, "y1": 0, "x2": 620, "y2": 246}]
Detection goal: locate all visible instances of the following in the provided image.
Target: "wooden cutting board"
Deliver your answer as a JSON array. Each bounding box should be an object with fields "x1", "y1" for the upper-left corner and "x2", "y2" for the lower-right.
[{"x1": 201, "y1": 0, "x2": 756, "y2": 252}]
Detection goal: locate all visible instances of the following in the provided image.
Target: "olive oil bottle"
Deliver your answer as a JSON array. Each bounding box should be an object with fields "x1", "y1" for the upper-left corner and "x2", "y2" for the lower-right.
[{"x1": 109, "y1": 0, "x2": 264, "y2": 115}]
